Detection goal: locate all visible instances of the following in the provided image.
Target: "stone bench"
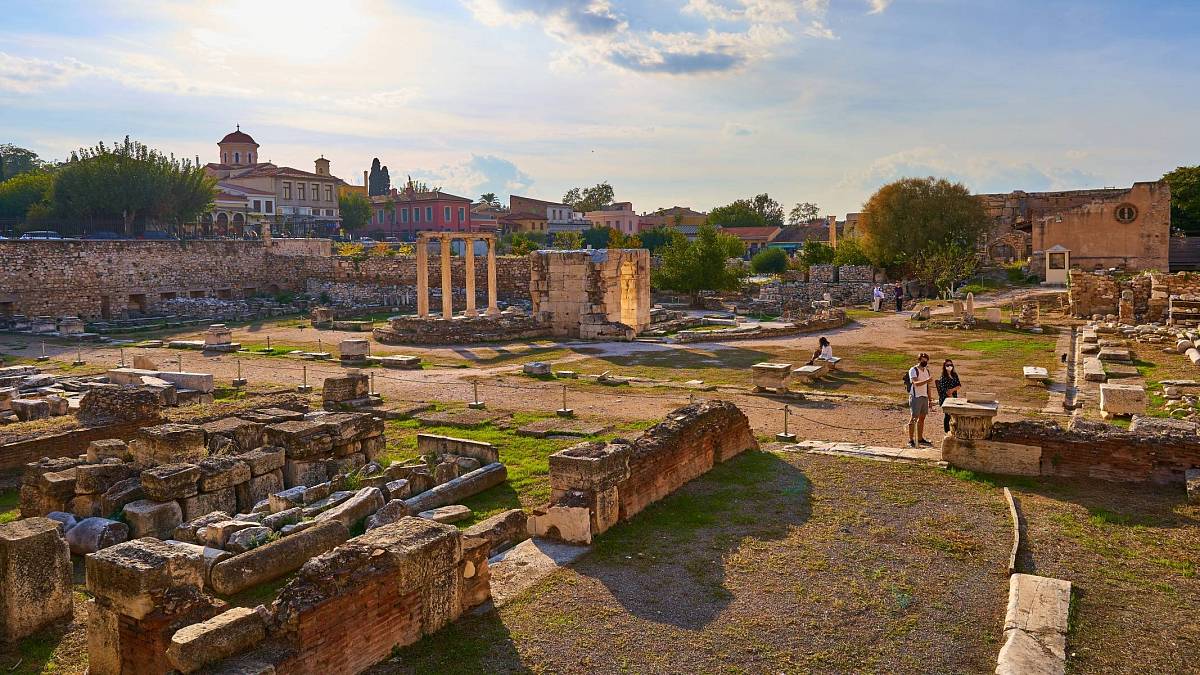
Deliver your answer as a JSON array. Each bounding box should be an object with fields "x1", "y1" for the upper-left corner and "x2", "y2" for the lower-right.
[
  {"x1": 817, "y1": 356, "x2": 841, "y2": 370},
  {"x1": 791, "y1": 364, "x2": 828, "y2": 383},
  {"x1": 751, "y1": 362, "x2": 792, "y2": 392}
]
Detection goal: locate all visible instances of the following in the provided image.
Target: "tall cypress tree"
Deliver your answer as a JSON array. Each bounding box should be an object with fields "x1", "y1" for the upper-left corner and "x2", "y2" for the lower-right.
[{"x1": 368, "y1": 158, "x2": 383, "y2": 196}]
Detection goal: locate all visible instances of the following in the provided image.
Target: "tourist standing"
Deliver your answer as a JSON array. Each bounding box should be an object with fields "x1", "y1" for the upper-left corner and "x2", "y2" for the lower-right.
[
  {"x1": 893, "y1": 282, "x2": 904, "y2": 312},
  {"x1": 872, "y1": 285, "x2": 884, "y2": 311},
  {"x1": 935, "y1": 359, "x2": 962, "y2": 434},
  {"x1": 906, "y1": 352, "x2": 933, "y2": 447}
]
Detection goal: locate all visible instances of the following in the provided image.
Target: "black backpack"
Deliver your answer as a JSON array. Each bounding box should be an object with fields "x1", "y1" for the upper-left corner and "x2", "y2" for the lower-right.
[{"x1": 903, "y1": 368, "x2": 912, "y2": 392}]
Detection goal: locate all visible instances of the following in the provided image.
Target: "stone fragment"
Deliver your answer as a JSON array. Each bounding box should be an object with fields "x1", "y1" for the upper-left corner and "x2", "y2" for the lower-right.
[
  {"x1": 173, "y1": 511, "x2": 231, "y2": 545},
  {"x1": 302, "y1": 482, "x2": 331, "y2": 504},
  {"x1": 1099, "y1": 383, "x2": 1148, "y2": 417},
  {"x1": 237, "y1": 446, "x2": 285, "y2": 476},
  {"x1": 65, "y1": 517, "x2": 129, "y2": 555},
  {"x1": 128, "y1": 423, "x2": 207, "y2": 466},
  {"x1": 263, "y1": 420, "x2": 334, "y2": 460},
  {"x1": 122, "y1": 500, "x2": 183, "y2": 539},
  {"x1": 283, "y1": 459, "x2": 329, "y2": 487},
  {"x1": 225, "y1": 526, "x2": 274, "y2": 553},
  {"x1": 12, "y1": 399, "x2": 50, "y2": 421},
  {"x1": 166, "y1": 606, "x2": 267, "y2": 674},
  {"x1": 269, "y1": 486, "x2": 306, "y2": 513},
  {"x1": 242, "y1": 470, "x2": 284, "y2": 511},
  {"x1": 46, "y1": 511, "x2": 78, "y2": 533},
  {"x1": 203, "y1": 520, "x2": 261, "y2": 549},
  {"x1": 262, "y1": 507, "x2": 302, "y2": 531},
  {"x1": 180, "y1": 487, "x2": 237, "y2": 522},
  {"x1": 86, "y1": 538, "x2": 205, "y2": 619},
  {"x1": 67, "y1": 494, "x2": 103, "y2": 519},
  {"x1": 462, "y1": 508, "x2": 529, "y2": 555},
  {"x1": 100, "y1": 478, "x2": 144, "y2": 516},
  {"x1": 1082, "y1": 357, "x2": 1107, "y2": 383},
  {"x1": 301, "y1": 491, "x2": 354, "y2": 518},
  {"x1": 384, "y1": 479, "x2": 411, "y2": 501},
  {"x1": 140, "y1": 463, "x2": 201, "y2": 501},
  {"x1": 313, "y1": 487, "x2": 385, "y2": 529},
  {"x1": 365, "y1": 499, "x2": 409, "y2": 530},
  {"x1": 418, "y1": 504, "x2": 472, "y2": 524},
  {"x1": 455, "y1": 456, "x2": 482, "y2": 474},
  {"x1": 997, "y1": 574, "x2": 1071, "y2": 674},
  {"x1": 75, "y1": 463, "x2": 137, "y2": 495},
  {"x1": 201, "y1": 417, "x2": 265, "y2": 454},
  {"x1": 433, "y1": 461, "x2": 458, "y2": 485},
  {"x1": 197, "y1": 456, "x2": 251, "y2": 492},
  {"x1": 208, "y1": 520, "x2": 350, "y2": 596},
  {"x1": 0, "y1": 517, "x2": 74, "y2": 642},
  {"x1": 87, "y1": 439, "x2": 131, "y2": 463},
  {"x1": 523, "y1": 361, "x2": 551, "y2": 376},
  {"x1": 161, "y1": 540, "x2": 231, "y2": 586},
  {"x1": 1097, "y1": 346, "x2": 1132, "y2": 363}
]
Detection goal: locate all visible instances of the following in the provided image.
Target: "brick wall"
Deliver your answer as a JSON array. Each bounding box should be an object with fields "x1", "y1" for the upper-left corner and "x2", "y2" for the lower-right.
[
  {"x1": 618, "y1": 401, "x2": 758, "y2": 520},
  {"x1": 0, "y1": 422, "x2": 143, "y2": 474}
]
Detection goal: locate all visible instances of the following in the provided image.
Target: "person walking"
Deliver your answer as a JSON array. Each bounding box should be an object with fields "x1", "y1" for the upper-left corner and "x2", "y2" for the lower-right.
[
  {"x1": 872, "y1": 285, "x2": 884, "y2": 311},
  {"x1": 907, "y1": 352, "x2": 933, "y2": 447},
  {"x1": 935, "y1": 358, "x2": 962, "y2": 435},
  {"x1": 893, "y1": 282, "x2": 904, "y2": 313},
  {"x1": 807, "y1": 336, "x2": 833, "y2": 365}
]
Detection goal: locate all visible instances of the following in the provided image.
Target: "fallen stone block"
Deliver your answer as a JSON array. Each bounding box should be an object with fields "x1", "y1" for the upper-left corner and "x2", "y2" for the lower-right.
[
  {"x1": 201, "y1": 417, "x2": 264, "y2": 454},
  {"x1": 87, "y1": 439, "x2": 131, "y2": 463},
  {"x1": 197, "y1": 457, "x2": 251, "y2": 492},
  {"x1": 67, "y1": 494, "x2": 103, "y2": 519},
  {"x1": 523, "y1": 362, "x2": 551, "y2": 376},
  {"x1": 167, "y1": 606, "x2": 267, "y2": 674},
  {"x1": 242, "y1": 470, "x2": 284, "y2": 511},
  {"x1": 0, "y1": 517, "x2": 74, "y2": 642},
  {"x1": 418, "y1": 504, "x2": 472, "y2": 524},
  {"x1": 100, "y1": 478, "x2": 143, "y2": 517},
  {"x1": 1082, "y1": 357, "x2": 1107, "y2": 383},
  {"x1": 129, "y1": 423, "x2": 207, "y2": 466},
  {"x1": 180, "y1": 487, "x2": 237, "y2": 522},
  {"x1": 404, "y1": 463, "x2": 507, "y2": 515},
  {"x1": 416, "y1": 433, "x2": 499, "y2": 465},
  {"x1": 86, "y1": 538, "x2": 205, "y2": 619},
  {"x1": 283, "y1": 457, "x2": 331, "y2": 488},
  {"x1": 996, "y1": 574, "x2": 1071, "y2": 675},
  {"x1": 202, "y1": 520, "x2": 261, "y2": 549},
  {"x1": 208, "y1": 520, "x2": 350, "y2": 596},
  {"x1": 12, "y1": 398, "x2": 50, "y2": 421},
  {"x1": 1097, "y1": 346, "x2": 1132, "y2": 363},
  {"x1": 141, "y1": 463, "x2": 201, "y2": 502},
  {"x1": 313, "y1": 487, "x2": 384, "y2": 530},
  {"x1": 365, "y1": 499, "x2": 409, "y2": 530},
  {"x1": 262, "y1": 507, "x2": 302, "y2": 531},
  {"x1": 75, "y1": 463, "x2": 137, "y2": 496},
  {"x1": 462, "y1": 508, "x2": 529, "y2": 555},
  {"x1": 65, "y1": 517, "x2": 129, "y2": 555},
  {"x1": 1099, "y1": 383, "x2": 1148, "y2": 417},
  {"x1": 384, "y1": 479, "x2": 411, "y2": 501},
  {"x1": 122, "y1": 500, "x2": 183, "y2": 539},
  {"x1": 237, "y1": 446, "x2": 285, "y2": 476},
  {"x1": 376, "y1": 355, "x2": 421, "y2": 369},
  {"x1": 46, "y1": 511, "x2": 78, "y2": 534},
  {"x1": 173, "y1": 511, "x2": 232, "y2": 545},
  {"x1": 269, "y1": 486, "x2": 306, "y2": 513},
  {"x1": 301, "y1": 491, "x2": 354, "y2": 518},
  {"x1": 225, "y1": 526, "x2": 274, "y2": 553}
]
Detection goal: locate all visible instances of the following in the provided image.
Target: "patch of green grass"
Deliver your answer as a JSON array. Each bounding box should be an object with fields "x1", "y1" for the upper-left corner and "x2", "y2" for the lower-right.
[
  {"x1": 222, "y1": 574, "x2": 293, "y2": 607},
  {"x1": 950, "y1": 336, "x2": 1055, "y2": 359},
  {"x1": 941, "y1": 467, "x2": 1038, "y2": 490},
  {"x1": 854, "y1": 349, "x2": 913, "y2": 369},
  {"x1": 0, "y1": 489, "x2": 19, "y2": 524}
]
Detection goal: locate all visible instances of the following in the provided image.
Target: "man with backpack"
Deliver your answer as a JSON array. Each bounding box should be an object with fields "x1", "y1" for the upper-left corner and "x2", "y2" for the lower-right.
[{"x1": 905, "y1": 352, "x2": 934, "y2": 448}]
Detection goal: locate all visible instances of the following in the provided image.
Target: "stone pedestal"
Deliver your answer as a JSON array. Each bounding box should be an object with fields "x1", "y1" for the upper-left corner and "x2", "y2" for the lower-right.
[
  {"x1": 338, "y1": 339, "x2": 370, "y2": 364},
  {"x1": 751, "y1": 362, "x2": 792, "y2": 392},
  {"x1": 1099, "y1": 383, "x2": 1148, "y2": 418},
  {"x1": 0, "y1": 517, "x2": 73, "y2": 642},
  {"x1": 203, "y1": 324, "x2": 233, "y2": 346},
  {"x1": 942, "y1": 398, "x2": 999, "y2": 441}
]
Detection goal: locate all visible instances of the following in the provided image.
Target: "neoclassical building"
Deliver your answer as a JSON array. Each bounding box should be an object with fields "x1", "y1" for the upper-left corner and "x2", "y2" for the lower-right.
[{"x1": 200, "y1": 127, "x2": 343, "y2": 236}]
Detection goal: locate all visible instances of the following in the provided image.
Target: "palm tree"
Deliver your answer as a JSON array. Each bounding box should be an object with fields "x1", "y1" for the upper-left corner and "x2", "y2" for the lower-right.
[{"x1": 479, "y1": 192, "x2": 500, "y2": 208}]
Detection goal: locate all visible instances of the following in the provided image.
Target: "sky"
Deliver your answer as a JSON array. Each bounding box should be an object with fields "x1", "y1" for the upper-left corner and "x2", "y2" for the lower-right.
[{"x1": 1, "y1": 0, "x2": 1198, "y2": 216}]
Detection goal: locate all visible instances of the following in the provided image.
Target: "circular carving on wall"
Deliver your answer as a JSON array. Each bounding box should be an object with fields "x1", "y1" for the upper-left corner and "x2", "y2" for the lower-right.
[{"x1": 1115, "y1": 203, "x2": 1138, "y2": 224}]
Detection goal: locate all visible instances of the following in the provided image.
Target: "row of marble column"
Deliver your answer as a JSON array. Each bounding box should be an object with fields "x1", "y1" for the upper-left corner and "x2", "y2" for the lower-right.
[{"x1": 415, "y1": 233, "x2": 500, "y2": 319}]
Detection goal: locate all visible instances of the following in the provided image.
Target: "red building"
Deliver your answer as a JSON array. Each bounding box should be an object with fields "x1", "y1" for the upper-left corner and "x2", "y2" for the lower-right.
[{"x1": 369, "y1": 185, "x2": 479, "y2": 240}]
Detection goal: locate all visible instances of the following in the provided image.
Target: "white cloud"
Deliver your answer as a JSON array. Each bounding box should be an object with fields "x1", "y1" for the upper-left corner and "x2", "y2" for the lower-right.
[
  {"x1": 840, "y1": 146, "x2": 1104, "y2": 194},
  {"x1": 866, "y1": 0, "x2": 892, "y2": 14},
  {"x1": 0, "y1": 52, "x2": 90, "y2": 93},
  {"x1": 723, "y1": 122, "x2": 755, "y2": 136},
  {"x1": 415, "y1": 154, "x2": 535, "y2": 199},
  {"x1": 803, "y1": 21, "x2": 837, "y2": 40}
]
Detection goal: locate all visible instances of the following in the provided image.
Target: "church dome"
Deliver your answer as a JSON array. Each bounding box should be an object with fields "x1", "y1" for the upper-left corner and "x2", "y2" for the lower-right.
[{"x1": 220, "y1": 128, "x2": 258, "y2": 146}]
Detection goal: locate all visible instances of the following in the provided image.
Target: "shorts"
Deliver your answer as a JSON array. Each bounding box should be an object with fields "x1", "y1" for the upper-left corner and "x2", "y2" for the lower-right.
[{"x1": 909, "y1": 396, "x2": 929, "y2": 418}]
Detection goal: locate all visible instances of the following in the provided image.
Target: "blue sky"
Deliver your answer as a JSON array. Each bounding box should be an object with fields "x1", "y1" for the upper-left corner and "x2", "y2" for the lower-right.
[{"x1": 1, "y1": 0, "x2": 1197, "y2": 216}]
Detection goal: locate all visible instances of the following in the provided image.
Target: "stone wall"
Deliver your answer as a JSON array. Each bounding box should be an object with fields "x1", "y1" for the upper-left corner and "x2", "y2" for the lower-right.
[
  {"x1": 529, "y1": 249, "x2": 652, "y2": 339},
  {"x1": 1070, "y1": 270, "x2": 1200, "y2": 322},
  {"x1": 374, "y1": 314, "x2": 550, "y2": 345},
  {"x1": 950, "y1": 418, "x2": 1200, "y2": 484}
]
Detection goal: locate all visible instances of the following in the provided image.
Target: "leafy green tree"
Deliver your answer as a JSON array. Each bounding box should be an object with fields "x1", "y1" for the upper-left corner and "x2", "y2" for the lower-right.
[
  {"x1": 479, "y1": 192, "x2": 501, "y2": 208},
  {"x1": 750, "y1": 246, "x2": 789, "y2": 274},
  {"x1": 368, "y1": 158, "x2": 391, "y2": 196},
  {"x1": 0, "y1": 144, "x2": 44, "y2": 182},
  {"x1": 1164, "y1": 166, "x2": 1200, "y2": 235},
  {"x1": 859, "y1": 177, "x2": 989, "y2": 271},
  {"x1": 707, "y1": 199, "x2": 765, "y2": 228},
  {"x1": 581, "y1": 226, "x2": 612, "y2": 249},
  {"x1": 799, "y1": 241, "x2": 835, "y2": 268},
  {"x1": 509, "y1": 232, "x2": 541, "y2": 255},
  {"x1": 0, "y1": 171, "x2": 53, "y2": 219},
  {"x1": 52, "y1": 137, "x2": 215, "y2": 233},
  {"x1": 751, "y1": 193, "x2": 785, "y2": 227},
  {"x1": 912, "y1": 243, "x2": 979, "y2": 295},
  {"x1": 562, "y1": 182, "x2": 615, "y2": 212},
  {"x1": 339, "y1": 191, "x2": 372, "y2": 231},
  {"x1": 787, "y1": 201, "x2": 821, "y2": 225},
  {"x1": 653, "y1": 223, "x2": 746, "y2": 306},
  {"x1": 638, "y1": 225, "x2": 684, "y2": 253},
  {"x1": 552, "y1": 230, "x2": 583, "y2": 249},
  {"x1": 832, "y1": 238, "x2": 871, "y2": 266}
]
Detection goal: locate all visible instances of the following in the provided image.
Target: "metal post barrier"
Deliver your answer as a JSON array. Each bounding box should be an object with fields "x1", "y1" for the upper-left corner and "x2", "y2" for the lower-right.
[
  {"x1": 177, "y1": 354, "x2": 183, "y2": 373},
  {"x1": 775, "y1": 404, "x2": 797, "y2": 442},
  {"x1": 556, "y1": 384, "x2": 573, "y2": 417},
  {"x1": 73, "y1": 346, "x2": 85, "y2": 367},
  {"x1": 370, "y1": 372, "x2": 377, "y2": 396},
  {"x1": 37, "y1": 341, "x2": 49, "y2": 362},
  {"x1": 119, "y1": 348, "x2": 126, "y2": 368},
  {"x1": 266, "y1": 336, "x2": 271, "y2": 351},
  {"x1": 233, "y1": 359, "x2": 247, "y2": 388},
  {"x1": 297, "y1": 365, "x2": 312, "y2": 393},
  {"x1": 468, "y1": 380, "x2": 485, "y2": 410}
]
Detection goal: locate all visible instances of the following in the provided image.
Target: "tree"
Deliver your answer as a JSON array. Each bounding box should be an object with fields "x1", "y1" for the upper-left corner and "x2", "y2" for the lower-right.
[
  {"x1": 799, "y1": 241, "x2": 835, "y2": 268},
  {"x1": 639, "y1": 225, "x2": 685, "y2": 253},
  {"x1": 750, "y1": 247, "x2": 789, "y2": 274},
  {"x1": 562, "y1": 182, "x2": 615, "y2": 212},
  {"x1": 479, "y1": 192, "x2": 501, "y2": 208},
  {"x1": 553, "y1": 230, "x2": 583, "y2": 249},
  {"x1": 859, "y1": 177, "x2": 989, "y2": 271},
  {"x1": 832, "y1": 238, "x2": 871, "y2": 266},
  {"x1": 707, "y1": 199, "x2": 765, "y2": 228},
  {"x1": 1164, "y1": 166, "x2": 1200, "y2": 235},
  {"x1": 52, "y1": 137, "x2": 215, "y2": 233},
  {"x1": 911, "y1": 243, "x2": 979, "y2": 295},
  {"x1": 787, "y1": 201, "x2": 821, "y2": 225},
  {"x1": 339, "y1": 191, "x2": 372, "y2": 231},
  {"x1": 751, "y1": 193, "x2": 785, "y2": 227},
  {"x1": 581, "y1": 226, "x2": 611, "y2": 249},
  {"x1": 0, "y1": 171, "x2": 53, "y2": 219},
  {"x1": 610, "y1": 229, "x2": 641, "y2": 249},
  {"x1": 508, "y1": 232, "x2": 541, "y2": 255},
  {"x1": 0, "y1": 144, "x2": 44, "y2": 182},
  {"x1": 368, "y1": 158, "x2": 392, "y2": 196},
  {"x1": 653, "y1": 223, "x2": 746, "y2": 306}
]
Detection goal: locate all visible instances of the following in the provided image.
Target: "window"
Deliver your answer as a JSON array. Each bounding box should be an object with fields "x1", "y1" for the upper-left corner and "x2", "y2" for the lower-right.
[
  {"x1": 324, "y1": 185, "x2": 332, "y2": 202},
  {"x1": 444, "y1": 206, "x2": 451, "y2": 222},
  {"x1": 401, "y1": 208, "x2": 409, "y2": 223},
  {"x1": 249, "y1": 153, "x2": 254, "y2": 164},
  {"x1": 311, "y1": 183, "x2": 319, "y2": 201},
  {"x1": 414, "y1": 208, "x2": 420, "y2": 223},
  {"x1": 376, "y1": 209, "x2": 383, "y2": 224},
  {"x1": 426, "y1": 207, "x2": 433, "y2": 222},
  {"x1": 222, "y1": 153, "x2": 227, "y2": 163},
  {"x1": 1115, "y1": 204, "x2": 1138, "y2": 223},
  {"x1": 297, "y1": 184, "x2": 306, "y2": 201},
  {"x1": 282, "y1": 182, "x2": 292, "y2": 199},
  {"x1": 458, "y1": 207, "x2": 465, "y2": 223},
  {"x1": 265, "y1": 201, "x2": 273, "y2": 213},
  {"x1": 253, "y1": 199, "x2": 261, "y2": 212},
  {"x1": 234, "y1": 151, "x2": 240, "y2": 163},
  {"x1": 1048, "y1": 252, "x2": 1067, "y2": 270},
  {"x1": 328, "y1": 209, "x2": 335, "y2": 217}
]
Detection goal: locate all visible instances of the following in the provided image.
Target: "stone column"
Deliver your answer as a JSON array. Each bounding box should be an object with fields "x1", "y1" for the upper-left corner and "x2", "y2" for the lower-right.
[
  {"x1": 416, "y1": 235, "x2": 429, "y2": 318},
  {"x1": 486, "y1": 237, "x2": 500, "y2": 317},
  {"x1": 464, "y1": 236, "x2": 478, "y2": 317},
  {"x1": 440, "y1": 235, "x2": 453, "y2": 320}
]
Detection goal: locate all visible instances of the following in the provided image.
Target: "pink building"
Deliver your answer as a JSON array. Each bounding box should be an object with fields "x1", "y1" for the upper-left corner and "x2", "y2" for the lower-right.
[
  {"x1": 370, "y1": 185, "x2": 478, "y2": 240},
  {"x1": 584, "y1": 202, "x2": 637, "y2": 235}
]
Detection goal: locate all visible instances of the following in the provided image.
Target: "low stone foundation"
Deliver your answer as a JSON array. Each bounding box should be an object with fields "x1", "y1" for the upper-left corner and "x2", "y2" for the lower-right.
[{"x1": 373, "y1": 314, "x2": 550, "y2": 345}]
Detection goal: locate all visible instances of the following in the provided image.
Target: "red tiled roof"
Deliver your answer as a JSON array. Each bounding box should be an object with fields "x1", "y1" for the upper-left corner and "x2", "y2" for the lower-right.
[
  {"x1": 374, "y1": 189, "x2": 472, "y2": 204},
  {"x1": 220, "y1": 129, "x2": 258, "y2": 145},
  {"x1": 720, "y1": 226, "x2": 781, "y2": 240},
  {"x1": 499, "y1": 211, "x2": 547, "y2": 222}
]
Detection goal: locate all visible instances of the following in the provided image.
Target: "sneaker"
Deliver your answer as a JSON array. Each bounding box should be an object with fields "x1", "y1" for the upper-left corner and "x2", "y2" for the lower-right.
[
  {"x1": 918, "y1": 439, "x2": 933, "y2": 447},
  {"x1": 908, "y1": 440, "x2": 917, "y2": 448}
]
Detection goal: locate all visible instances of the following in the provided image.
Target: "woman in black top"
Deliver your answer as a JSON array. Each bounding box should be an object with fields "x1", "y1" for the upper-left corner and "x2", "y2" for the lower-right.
[{"x1": 935, "y1": 359, "x2": 961, "y2": 433}]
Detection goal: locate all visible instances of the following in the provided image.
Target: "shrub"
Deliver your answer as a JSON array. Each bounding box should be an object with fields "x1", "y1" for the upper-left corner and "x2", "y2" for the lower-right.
[{"x1": 750, "y1": 247, "x2": 789, "y2": 274}]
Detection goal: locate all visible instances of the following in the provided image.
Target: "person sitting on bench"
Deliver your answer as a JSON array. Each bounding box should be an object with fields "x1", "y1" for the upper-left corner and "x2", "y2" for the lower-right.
[{"x1": 807, "y1": 337, "x2": 833, "y2": 366}]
